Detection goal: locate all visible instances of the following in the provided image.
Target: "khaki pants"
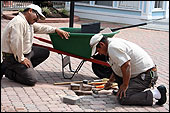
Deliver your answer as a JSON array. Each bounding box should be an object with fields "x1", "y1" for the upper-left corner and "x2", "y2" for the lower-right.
[{"x1": 115, "y1": 70, "x2": 158, "y2": 106}]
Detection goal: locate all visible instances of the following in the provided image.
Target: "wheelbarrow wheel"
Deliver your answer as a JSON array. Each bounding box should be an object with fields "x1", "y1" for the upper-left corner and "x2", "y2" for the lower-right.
[{"x1": 92, "y1": 54, "x2": 113, "y2": 79}]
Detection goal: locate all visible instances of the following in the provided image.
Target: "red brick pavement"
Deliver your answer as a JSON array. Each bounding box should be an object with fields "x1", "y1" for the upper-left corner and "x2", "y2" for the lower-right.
[{"x1": 1, "y1": 18, "x2": 169, "y2": 112}]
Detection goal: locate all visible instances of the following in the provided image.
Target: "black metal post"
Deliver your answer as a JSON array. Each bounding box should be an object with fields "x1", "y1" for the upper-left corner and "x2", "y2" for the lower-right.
[{"x1": 69, "y1": 1, "x2": 75, "y2": 27}]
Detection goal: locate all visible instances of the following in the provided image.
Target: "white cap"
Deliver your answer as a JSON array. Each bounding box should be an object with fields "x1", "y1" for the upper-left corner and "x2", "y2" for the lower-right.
[
  {"x1": 26, "y1": 4, "x2": 46, "y2": 20},
  {"x1": 90, "y1": 33, "x2": 103, "y2": 56}
]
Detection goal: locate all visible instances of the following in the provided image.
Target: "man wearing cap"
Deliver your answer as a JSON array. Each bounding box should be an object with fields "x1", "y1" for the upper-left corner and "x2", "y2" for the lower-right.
[
  {"x1": 89, "y1": 33, "x2": 167, "y2": 106},
  {"x1": 1, "y1": 4, "x2": 69, "y2": 86}
]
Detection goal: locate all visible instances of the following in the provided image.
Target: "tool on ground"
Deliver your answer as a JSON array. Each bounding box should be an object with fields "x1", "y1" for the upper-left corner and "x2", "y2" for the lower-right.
[
  {"x1": 93, "y1": 82, "x2": 118, "y2": 89},
  {"x1": 70, "y1": 83, "x2": 81, "y2": 90},
  {"x1": 112, "y1": 89, "x2": 118, "y2": 95},
  {"x1": 88, "y1": 81, "x2": 108, "y2": 85},
  {"x1": 92, "y1": 83, "x2": 118, "y2": 94},
  {"x1": 79, "y1": 82, "x2": 109, "y2": 91},
  {"x1": 53, "y1": 80, "x2": 88, "y2": 85},
  {"x1": 69, "y1": 81, "x2": 118, "y2": 91},
  {"x1": 85, "y1": 78, "x2": 109, "y2": 85},
  {"x1": 70, "y1": 83, "x2": 106, "y2": 91},
  {"x1": 93, "y1": 84, "x2": 105, "y2": 88},
  {"x1": 92, "y1": 88, "x2": 104, "y2": 94},
  {"x1": 80, "y1": 83, "x2": 93, "y2": 91},
  {"x1": 74, "y1": 90, "x2": 93, "y2": 96},
  {"x1": 70, "y1": 83, "x2": 93, "y2": 91},
  {"x1": 53, "y1": 78, "x2": 109, "y2": 85}
]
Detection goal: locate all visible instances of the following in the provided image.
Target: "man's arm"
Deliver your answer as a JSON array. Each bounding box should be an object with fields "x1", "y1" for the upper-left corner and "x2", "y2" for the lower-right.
[
  {"x1": 33, "y1": 23, "x2": 69, "y2": 39},
  {"x1": 104, "y1": 72, "x2": 116, "y2": 90},
  {"x1": 116, "y1": 60, "x2": 131, "y2": 99}
]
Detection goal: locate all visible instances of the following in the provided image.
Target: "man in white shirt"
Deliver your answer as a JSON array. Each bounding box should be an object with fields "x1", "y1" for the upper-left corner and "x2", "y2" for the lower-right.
[
  {"x1": 90, "y1": 33, "x2": 167, "y2": 106},
  {"x1": 1, "y1": 4, "x2": 69, "y2": 86}
]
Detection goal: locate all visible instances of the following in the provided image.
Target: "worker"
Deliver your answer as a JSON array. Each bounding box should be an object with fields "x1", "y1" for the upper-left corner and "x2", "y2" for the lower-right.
[
  {"x1": 1, "y1": 4, "x2": 69, "y2": 86},
  {"x1": 89, "y1": 33, "x2": 167, "y2": 106}
]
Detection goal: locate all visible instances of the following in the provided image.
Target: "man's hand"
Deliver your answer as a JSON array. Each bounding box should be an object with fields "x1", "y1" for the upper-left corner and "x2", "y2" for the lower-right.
[
  {"x1": 116, "y1": 84, "x2": 128, "y2": 99},
  {"x1": 56, "y1": 29, "x2": 70, "y2": 39},
  {"x1": 21, "y1": 58, "x2": 32, "y2": 68}
]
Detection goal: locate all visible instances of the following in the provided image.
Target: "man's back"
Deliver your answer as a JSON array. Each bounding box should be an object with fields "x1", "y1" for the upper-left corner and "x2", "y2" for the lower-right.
[{"x1": 107, "y1": 38, "x2": 155, "y2": 77}]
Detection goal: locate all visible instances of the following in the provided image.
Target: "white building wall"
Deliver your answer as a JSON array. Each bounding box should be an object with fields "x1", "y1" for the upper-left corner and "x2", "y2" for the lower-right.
[{"x1": 65, "y1": 1, "x2": 169, "y2": 24}]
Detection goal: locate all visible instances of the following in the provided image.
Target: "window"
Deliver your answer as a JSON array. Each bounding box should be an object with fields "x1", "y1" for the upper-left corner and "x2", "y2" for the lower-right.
[
  {"x1": 76, "y1": 1, "x2": 90, "y2": 4},
  {"x1": 154, "y1": 1, "x2": 163, "y2": 9},
  {"x1": 118, "y1": 1, "x2": 139, "y2": 10},
  {"x1": 95, "y1": 1, "x2": 113, "y2": 7}
]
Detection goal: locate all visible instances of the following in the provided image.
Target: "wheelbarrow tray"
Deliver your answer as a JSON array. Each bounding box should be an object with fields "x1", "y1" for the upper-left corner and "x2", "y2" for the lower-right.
[{"x1": 49, "y1": 27, "x2": 119, "y2": 58}]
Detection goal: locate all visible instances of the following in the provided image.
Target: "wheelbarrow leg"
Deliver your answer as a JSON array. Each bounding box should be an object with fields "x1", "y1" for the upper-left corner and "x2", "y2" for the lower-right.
[
  {"x1": 61, "y1": 55, "x2": 74, "y2": 72},
  {"x1": 71, "y1": 60, "x2": 85, "y2": 78},
  {"x1": 61, "y1": 54, "x2": 85, "y2": 79}
]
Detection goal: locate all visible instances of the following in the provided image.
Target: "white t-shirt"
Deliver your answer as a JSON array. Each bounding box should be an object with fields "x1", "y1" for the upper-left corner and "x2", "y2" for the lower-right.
[{"x1": 107, "y1": 38, "x2": 155, "y2": 78}]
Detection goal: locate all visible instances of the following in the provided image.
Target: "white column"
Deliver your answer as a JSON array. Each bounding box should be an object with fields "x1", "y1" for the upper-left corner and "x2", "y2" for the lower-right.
[
  {"x1": 165, "y1": 1, "x2": 169, "y2": 18},
  {"x1": 113, "y1": 1, "x2": 117, "y2": 8},
  {"x1": 141, "y1": 1, "x2": 152, "y2": 20},
  {"x1": 90, "y1": 1, "x2": 95, "y2": 6}
]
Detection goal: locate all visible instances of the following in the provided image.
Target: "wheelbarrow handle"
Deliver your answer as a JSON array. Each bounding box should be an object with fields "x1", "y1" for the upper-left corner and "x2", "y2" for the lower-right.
[
  {"x1": 109, "y1": 18, "x2": 165, "y2": 32},
  {"x1": 110, "y1": 22, "x2": 147, "y2": 32}
]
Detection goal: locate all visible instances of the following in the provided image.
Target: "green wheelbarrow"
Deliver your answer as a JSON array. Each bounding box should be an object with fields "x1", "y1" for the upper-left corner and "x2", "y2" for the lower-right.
[{"x1": 34, "y1": 27, "x2": 119, "y2": 79}]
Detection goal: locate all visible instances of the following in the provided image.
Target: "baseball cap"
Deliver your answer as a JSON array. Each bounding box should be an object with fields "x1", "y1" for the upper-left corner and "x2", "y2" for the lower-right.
[
  {"x1": 90, "y1": 33, "x2": 103, "y2": 56},
  {"x1": 26, "y1": 4, "x2": 46, "y2": 20}
]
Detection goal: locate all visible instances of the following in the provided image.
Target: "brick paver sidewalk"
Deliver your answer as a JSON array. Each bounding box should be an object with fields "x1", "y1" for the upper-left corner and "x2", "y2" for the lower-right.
[{"x1": 1, "y1": 18, "x2": 169, "y2": 112}]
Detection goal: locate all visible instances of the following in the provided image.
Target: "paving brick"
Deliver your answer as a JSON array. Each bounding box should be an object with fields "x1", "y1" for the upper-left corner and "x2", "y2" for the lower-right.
[
  {"x1": 122, "y1": 106, "x2": 139, "y2": 112},
  {"x1": 153, "y1": 105, "x2": 169, "y2": 112},
  {"x1": 144, "y1": 106, "x2": 159, "y2": 112},
  {"x1": 63, "y1": 95, "x2": 81, "y2": 105},
  {"x1": 3, "y1": 106, "x2": 16, "y2": 112},
  {"x1": 11, "y1": 102, "x2": 24, "y2": 108},
  {"x1": 90, "y1": 104, "x2": 105, "y2": 110},
  {"x1": 114, "y1": 106, "x2": 129, "y2": 112},
  {"x1": 83, "y1": 109, "x2": 95, "y2": 112},
  {"x1": 15, "y1": 107, "x2": 28, "y2": 112},
  {"x1": 90, "y1": 100, "x2": 106, "y2": 105},
  {"x1": 105, "y1": 104, "x2": 116, "y2": 108},
  {"x1": 79, "y1": 101, "x2": 91, "y2": 105},
  {"x1": 134, "y1": 106, "x2": 149, "y2": 112},
  {"x1": 28, "y1": 109, "x2": 40, "y2": 112},
  {"x1": 37, "y1": 105, "x2": 49, "y2": 111}
]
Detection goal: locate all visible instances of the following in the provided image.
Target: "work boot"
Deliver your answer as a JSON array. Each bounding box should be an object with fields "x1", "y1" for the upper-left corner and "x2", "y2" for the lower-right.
[{"x1": 156, "y1": 85, "x2": 167, "y2": 105}]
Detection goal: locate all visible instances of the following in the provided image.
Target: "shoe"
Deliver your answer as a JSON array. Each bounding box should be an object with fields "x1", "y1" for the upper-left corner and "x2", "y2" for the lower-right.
[{"x1": 156, "y1": 85, "x2": 167, "y2": 105}]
